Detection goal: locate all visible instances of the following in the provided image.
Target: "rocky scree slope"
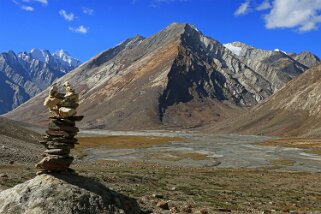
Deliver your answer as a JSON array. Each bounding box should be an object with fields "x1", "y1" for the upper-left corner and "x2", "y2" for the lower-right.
[
  {"x1": 209, "y1": 64, "x2": 321, "y2": 137},
  {"x1": 223, "y1": 42, "x2": 317, "y2": 92},
  {"x1": 0, "y1": 49, "x2": 81, "y2": 114},
  {"x1": 5, "y1": 23, "x2": 317, "y2": 130},
  {"x1": 288, "y1": 51, "x2": 320, "y2": 68},
  {"x1": 0, "y1": 117, "x2": 41, "y2": 163}
]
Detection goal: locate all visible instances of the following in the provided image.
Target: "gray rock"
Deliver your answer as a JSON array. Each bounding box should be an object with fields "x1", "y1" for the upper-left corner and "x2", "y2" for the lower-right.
[
  {"x1": 224, "y1": 42, "x2": 310, "y2": 92},
  {"x1": 0, "y1": 173, "x2": 8, "y2": 178},
  {"x1": 289, "y1": 51, "x2": 320, "y2": 68},
  {"x1": 0, "y1": 174, "x2": 141, "y2": 214}
]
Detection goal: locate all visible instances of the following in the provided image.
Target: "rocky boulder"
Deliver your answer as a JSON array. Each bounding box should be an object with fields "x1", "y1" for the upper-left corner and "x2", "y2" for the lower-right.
[{"x1": 0, "y1": 173, "x2": 141, "y2": 214}]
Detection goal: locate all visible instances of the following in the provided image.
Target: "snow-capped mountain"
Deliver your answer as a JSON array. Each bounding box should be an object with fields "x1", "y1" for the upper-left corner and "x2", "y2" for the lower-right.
[{"x1": 0, "y1": 49, "x2": 81, "y2": 114}]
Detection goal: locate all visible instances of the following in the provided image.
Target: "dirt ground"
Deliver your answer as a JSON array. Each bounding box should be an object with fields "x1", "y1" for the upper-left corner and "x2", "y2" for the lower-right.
[
  {"x1": 1, "y1": 161, "x2": 321, "y2": 213},
  {"x1": 2, "y1": 130, "x2": 321, "y2": 213}
]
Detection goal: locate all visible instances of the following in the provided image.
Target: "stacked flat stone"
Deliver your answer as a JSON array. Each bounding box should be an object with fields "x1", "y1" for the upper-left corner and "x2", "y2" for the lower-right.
[{"x1": 36, "y1": 82, "x2": 83, "y2": 173}]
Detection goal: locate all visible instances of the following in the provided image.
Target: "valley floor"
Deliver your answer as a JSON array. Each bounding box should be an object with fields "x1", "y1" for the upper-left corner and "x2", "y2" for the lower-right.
[
  {"x1": 2, "y1": 130, "x2": 321, "y2": 212},
  {"x1": 78, "y1": 130, "x2": 321, "y2": 172}
]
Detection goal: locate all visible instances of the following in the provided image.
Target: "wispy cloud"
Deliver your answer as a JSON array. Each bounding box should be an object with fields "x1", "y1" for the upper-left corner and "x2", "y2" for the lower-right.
[
  {"x1": 21, "y1": 5, "x2": 34, "y2": 11},
  {"x1": 59, "y1": 9, "x2": 75, "y2": 21},
  {"x1": 82, "y1": 7, "x2": 94, "y2": 16},
  {"x1": 13, "y1": 0, "x2": 34, "y2": 11},
  {"x1": 234, "y1": 0, "x2": 250, "y2": 16},
  {"x1": 265, "y1": 0, "x2": 321, "y2": 32},
  {"x1": 69, "y1": 25, "x2": 89, "y2": 34},
  {"x1": 256, "y1": 0, "x2": 271, "y2": 11},
  {"x1": 22, "y1": 0, "x2": 48, "y2": 5}
]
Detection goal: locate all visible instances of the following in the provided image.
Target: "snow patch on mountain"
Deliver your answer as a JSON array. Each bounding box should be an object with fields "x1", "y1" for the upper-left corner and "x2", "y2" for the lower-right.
[
  {"x1": 53, "y1": 50, "x2": 81, "y2": 68},
  {"x1": 274, "y1": 49, "x2": 287, "y2": 55},
  {"x1": 224, "y1": 43, "x2": 242, "y2": 56}
]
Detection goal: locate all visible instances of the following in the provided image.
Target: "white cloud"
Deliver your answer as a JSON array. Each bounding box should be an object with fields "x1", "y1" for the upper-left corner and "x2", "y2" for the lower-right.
[
  {"x1": 22, "y1": 0, "x2": 48, "y2": 5},
  {"x1": 69, "y1": 25, "x2": 89, "y2": 34},
  {"x1": 82, "y1": 7, "x2": 94, "y2": 16},
  {"x1": 59, "y1": 9, "x2": 75, "y2": 21},
  {"x1": 256, "y1": 0, "x2": 271, "y2": 11},
  {"x1": 13, "y1": 0, "x2": 34, "y2": 11},
  {"x1": 234, "y1": 0, "x2": 250, "y2": 16},
  {"x1": 265, "y1": 0, "x2": 321, "y2": 32},
  {"x1": 21, "y1": 5, "x2": 34, "y2": 11}
]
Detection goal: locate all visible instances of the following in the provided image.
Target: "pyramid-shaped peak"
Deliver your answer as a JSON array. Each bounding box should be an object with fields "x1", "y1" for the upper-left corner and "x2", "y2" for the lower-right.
[{"x1": 165, "y1": 22, "x2": 202, "y2": 33}]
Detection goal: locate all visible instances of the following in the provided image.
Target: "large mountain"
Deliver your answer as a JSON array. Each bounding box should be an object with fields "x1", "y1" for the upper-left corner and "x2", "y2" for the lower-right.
[
  {"x1": 208, "y1": 63, "x2": 321, "y2": 137},
  {"x1": 0, "y1": 49, "x2": 81, "y2": 114},
  {"x1": 223, "y1": 42, "x2": 318, "y2": 91},
  {"x1": 4, "y1": 23, "x2": 319, "y2": 130}
]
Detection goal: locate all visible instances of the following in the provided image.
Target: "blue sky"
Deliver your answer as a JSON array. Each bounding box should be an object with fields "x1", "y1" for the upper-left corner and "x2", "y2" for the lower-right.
[{"x1": 0, "y1": 0, "x2": 321, "y2": 62}]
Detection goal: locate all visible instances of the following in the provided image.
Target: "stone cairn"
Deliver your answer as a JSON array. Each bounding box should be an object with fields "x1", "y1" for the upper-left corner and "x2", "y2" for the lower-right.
[{"x1": 36, "y1": 82, "x2": 83, "y2": 173}]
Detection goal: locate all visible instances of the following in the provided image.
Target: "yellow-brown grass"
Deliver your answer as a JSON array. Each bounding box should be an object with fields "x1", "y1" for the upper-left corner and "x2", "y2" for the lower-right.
[
  {"x1": 146, "y1": 152, "x2": 208, "y2": 161},
  {"x1": 258, "y1": 138, "x2": 321, "y2": 149},
  {"x1": 269, "y1": 159, "x2": 296, "y2": 166},
  {"x1": 77, "y1": 136, "x2": 186, "y2": 150},
  {"x1": 258, "y1": 138, "x2": 321, "y2": 155}
]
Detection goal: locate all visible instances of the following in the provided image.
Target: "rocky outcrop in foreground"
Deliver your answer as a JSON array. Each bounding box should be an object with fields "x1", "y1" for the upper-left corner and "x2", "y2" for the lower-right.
[{"x1": 0, "y1": 173, "x2": 141, "y2": 214}]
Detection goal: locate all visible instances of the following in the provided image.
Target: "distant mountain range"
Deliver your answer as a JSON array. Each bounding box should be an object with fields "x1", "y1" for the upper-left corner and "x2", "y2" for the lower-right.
[
  {"x1": 4, "y1": 23, "x2": 320, "y2": 132},
  {"x1": 0, "y1": 49, "x2": 81, "y2": 114}
]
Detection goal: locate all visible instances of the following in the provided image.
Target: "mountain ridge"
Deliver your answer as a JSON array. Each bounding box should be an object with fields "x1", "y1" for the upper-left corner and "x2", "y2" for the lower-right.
[
  {"x1": 0, "y1": 49, "x2": 81, "y2": 114},
  {"x1": 5, "y1": 23, "x2": 320, "y2": 131}
]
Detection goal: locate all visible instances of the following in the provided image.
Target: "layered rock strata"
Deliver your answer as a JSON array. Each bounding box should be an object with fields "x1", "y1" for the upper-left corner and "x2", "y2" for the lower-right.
[{"x1": 36, "y1": 82, "x2": 83, "y2": 172}]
